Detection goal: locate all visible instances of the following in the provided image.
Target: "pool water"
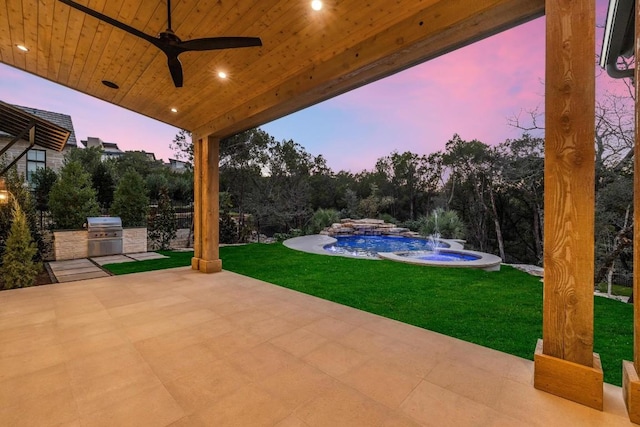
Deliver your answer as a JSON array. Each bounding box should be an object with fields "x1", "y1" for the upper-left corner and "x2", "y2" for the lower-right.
[
  {"x1": 324, "y1": 235, "x2": 447, "y2": 257},
  {"x1": 407, "y1": 252, "x2": 480, "y2": 262}
]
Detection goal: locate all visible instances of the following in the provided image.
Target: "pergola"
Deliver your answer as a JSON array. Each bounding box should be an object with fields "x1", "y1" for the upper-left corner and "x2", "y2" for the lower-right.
[{"x1": 3, "y1": 0, "x2": 636, "y2": 421}]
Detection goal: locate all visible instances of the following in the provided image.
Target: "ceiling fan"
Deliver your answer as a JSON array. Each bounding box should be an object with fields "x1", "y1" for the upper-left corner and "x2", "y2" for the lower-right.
[{"x1": 58, "y1": 0, "x2": 262, "y2": 87}]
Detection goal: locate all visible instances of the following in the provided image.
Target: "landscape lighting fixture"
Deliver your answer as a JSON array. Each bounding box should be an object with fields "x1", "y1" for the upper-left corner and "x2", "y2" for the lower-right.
[
  {"x1": 311, "y1": 1, "x2": 323, "y2": 11},
  {"x1": 15, "y1": 44, "x2": 29, "y2": 52},
  {"x1": 0, "y1": 178, "x2": 9, "y2": 205},
  {"x1": 600, "y1": 0, "x2": 635, "y2": 79}
]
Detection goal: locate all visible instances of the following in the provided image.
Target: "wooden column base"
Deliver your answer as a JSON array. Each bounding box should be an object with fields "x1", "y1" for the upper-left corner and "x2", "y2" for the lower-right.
[
  {"x1": 198, "y1": 259, "x2": 222, "y2": 274},
  {"x1": 191, "y1": 257, "x2": 222, "y2": 273},
  {"x1": 533, "y1": 339, "x2": 603, "y2": 410},
  {"x1": 623, "y1": 361, "x2": 640, "y2": 424}
]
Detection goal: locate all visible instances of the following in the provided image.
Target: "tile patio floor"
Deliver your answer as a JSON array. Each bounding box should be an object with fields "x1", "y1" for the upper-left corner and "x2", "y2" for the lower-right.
[{"x1": 0, "y1": 267, "x2": 634, "y2": 426}]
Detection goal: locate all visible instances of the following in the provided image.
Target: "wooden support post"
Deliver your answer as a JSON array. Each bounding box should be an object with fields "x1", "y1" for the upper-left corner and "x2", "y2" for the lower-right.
[
  {"x1": 191, "y1": 134, "x2": 202, "y2": 271},
  {"x1": 622, "y1": 0, "x2": 640, "y2": 423},
  {"x1": 534, "y1": 0, "x2": 602, "y2": 410},
  {"x1": 191, "y1": 134, "x2": 222, "y2": 274}
]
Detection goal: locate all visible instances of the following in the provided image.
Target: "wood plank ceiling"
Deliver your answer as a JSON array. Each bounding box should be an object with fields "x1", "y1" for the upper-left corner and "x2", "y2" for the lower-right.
[{"x1": 1, "y1": 0, "x2": 544, "y2": 139}]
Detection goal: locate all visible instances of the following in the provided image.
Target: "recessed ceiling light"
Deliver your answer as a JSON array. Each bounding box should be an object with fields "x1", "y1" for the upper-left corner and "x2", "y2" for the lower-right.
[
  {"x1": 170, "y1": 107, "x2": 178, "y2": 113},
  {"x1": 218, "y1": 71, "x2": 227, "y2": 79},
  {"x1": 16, "y1": 44, "x2": 29, "y2": 52},
  {"x1": 101, "y1": 80, "x2": 119, "y2": 89},
  {"x1": 311, "y1": 0, "x2": 323, "y2": 11}
]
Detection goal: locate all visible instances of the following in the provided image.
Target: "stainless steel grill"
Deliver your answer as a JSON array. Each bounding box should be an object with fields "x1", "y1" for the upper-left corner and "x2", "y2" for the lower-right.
[{"x1": 87, "y1": 217, "x2": 123, "y2": 257}]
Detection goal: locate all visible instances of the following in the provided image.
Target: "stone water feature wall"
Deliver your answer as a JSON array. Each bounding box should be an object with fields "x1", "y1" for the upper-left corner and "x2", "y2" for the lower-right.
[{"x1": 320, "y1": 218, "x2": 421, "y2": 237}]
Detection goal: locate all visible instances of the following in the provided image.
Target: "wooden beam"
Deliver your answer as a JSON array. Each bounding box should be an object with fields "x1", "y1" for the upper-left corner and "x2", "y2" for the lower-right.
[
  {"x1": 622, "y1": 0, "x2": 640, "y2": 423},
  {"x1": 192, "y1": 134, "x2": 222, "y2": 274},
  {"x1": 635, "y1": 0, "x2": 640, "y2": 381},
  {"x1": 191, "y1": 133, "x2": 202, "y2": 271},
  {"x1": 193, "y1": 0, "x2": 544, "y2": 138},
  {"x1": 534, "y1": 0, "x2": 602, "y2": 409},
  {"x1": 540, "y1": 0, "x2": 596, "y2": 366}
]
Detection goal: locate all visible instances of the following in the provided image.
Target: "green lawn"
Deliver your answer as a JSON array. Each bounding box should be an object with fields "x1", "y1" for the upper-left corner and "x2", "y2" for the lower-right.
[{"x1": 103, "y1": 243, "x2": 633, "y2": 386}]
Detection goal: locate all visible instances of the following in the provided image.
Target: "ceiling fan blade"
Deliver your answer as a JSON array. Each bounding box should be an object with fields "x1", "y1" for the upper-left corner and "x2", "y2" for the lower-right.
[
  {"x1": 58, "y1": 0, "x2": 160, "y2": 47},
  {"x1": 177, "y1": 37, "x2": 262, "y2": 52},
  {"x1": 167, "y1": 55, "x2": 184, "y2": 88}
]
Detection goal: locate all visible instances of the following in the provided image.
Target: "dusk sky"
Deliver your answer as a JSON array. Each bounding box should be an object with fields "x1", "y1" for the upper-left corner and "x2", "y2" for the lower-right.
[{"x1": 0, "y1": 1, "x2": 628, "y2": 173}]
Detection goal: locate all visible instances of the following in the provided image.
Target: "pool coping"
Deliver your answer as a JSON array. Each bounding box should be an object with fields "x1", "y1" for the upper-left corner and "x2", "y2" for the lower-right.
[
  {"x1": 283, "y1": 234, "x2": 376, "y2": 259},
  {"x1": 378, "y1": 249, "x2": 502, "y2": 271}
]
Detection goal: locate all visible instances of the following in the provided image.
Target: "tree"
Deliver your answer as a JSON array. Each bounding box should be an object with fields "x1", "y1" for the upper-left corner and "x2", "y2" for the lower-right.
[
  {"x1": 31, "y1": 167, "x2": 58, "y2": 213},
  {"x1": 91, "y1": 162, "x2": 115, "y2": 211},
  {"x1": 65, "y1": 146, "x2": 103, "y2": 176},
  {"x1": 110, "y1": 170, "x2": 149, "y2": 227},
  {"x1": 112, "y1": 151, "x2": 163, "y2": 179},
  {"x1": 168, "y1": 173, "x2": 193, "y2": 203},
  {"x1": 148, "y1": 187, "x2": 177, "y2": 250},
  {"x1": 220, "y1": 129, "x2": 271, "y2": 230},
  {"x1": 49, "y1": 161, "x2": 100, "y2": 229},
  {"x1": 170, "y1": 129, "x2": 193, "y2": 166},
  {"x1": 442, "y1": 135, "x2": 500, "y2": 255},
  {"x1": 342, "y1": 188, "x2": 360, "y2": 218},
  {"x1": 146, "y1": 173, "x2": 170, "y2": 201},
  {"x1": 0, "y1": 164, "x2": 48, "y2": 260},
  {"x1": 0, "y1": 200, "x2": 42, "y2": 289}
]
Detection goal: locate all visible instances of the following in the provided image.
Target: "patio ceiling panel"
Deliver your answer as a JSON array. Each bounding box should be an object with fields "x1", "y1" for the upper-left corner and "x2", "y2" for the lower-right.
[{"x1": 1, "y1": 0, "x2": 543, "y2": 138}]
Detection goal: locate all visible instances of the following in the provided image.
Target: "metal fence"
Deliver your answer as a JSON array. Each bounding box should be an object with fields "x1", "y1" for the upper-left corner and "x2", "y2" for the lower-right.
[
  {"x1": 36, "y1": 202, "x2": 194, "y2": 231},
  {"x1": 147, "y1": 202, "x2": 193, "y2": 230}
]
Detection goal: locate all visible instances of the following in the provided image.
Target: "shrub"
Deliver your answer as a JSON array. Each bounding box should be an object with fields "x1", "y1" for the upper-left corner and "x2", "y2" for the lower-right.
[
  {"x1": 0, "y1": 201, "x2": 42, "y2": 289},
  {"x1": 377, "y1": 213, "x2": 397, "y2": 225},
  {"x1": 418, "y1": 208, "x2": 465, "y2": 239},
  {"x1": 111, "y1": 170, "x2": 149, "y2": 227},
  {"x1": 148, "y1": 187, "x2": 177, "y2": 250},
  {"x1": 49, "y1": 161, "x2": 99, "y2": 229},
  {"x1": 219, "y1": 211, "x2": 238, "y2": 244},
  {"x1": 309, "y1": 208, "x2": 340, "y2": 234}
]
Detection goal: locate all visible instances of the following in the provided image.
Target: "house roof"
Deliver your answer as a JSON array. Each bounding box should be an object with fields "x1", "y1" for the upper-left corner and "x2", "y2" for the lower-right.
[
  {"x1": 0, "y1": 0, "x2": 544, "y2": 139},
  {"x1": 101, "y1": 142, "x2": 122, "y2": 151},
  {"x1": 11, "y1": 104, "x2": 78, "y2": 146},
  {"x1": 0, "y1": 101, "x2": 74, "y2": 152}
]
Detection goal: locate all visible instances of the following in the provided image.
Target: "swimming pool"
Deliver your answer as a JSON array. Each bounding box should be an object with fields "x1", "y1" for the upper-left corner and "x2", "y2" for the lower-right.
[
  {"x1": 284, "y1": 234, "x2": 501, "y2": 271},
  {"x1": 323, "y1": 235, "x2": 449, "y2": 257}
]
